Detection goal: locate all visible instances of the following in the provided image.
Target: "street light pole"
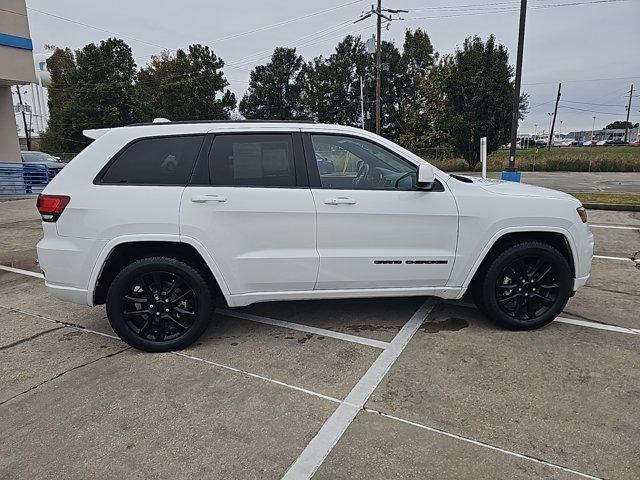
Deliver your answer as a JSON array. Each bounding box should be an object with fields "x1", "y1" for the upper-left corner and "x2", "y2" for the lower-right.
[
  {"x1": 591, "y1": 116, "x2": 596, "y2": 142},
  {"x1": 375, "y1": 0, "x2": 382, "y2": 136}
]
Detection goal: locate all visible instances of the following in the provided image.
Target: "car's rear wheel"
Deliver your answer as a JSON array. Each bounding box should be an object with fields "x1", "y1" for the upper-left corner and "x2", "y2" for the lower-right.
[
  {"x1": 106, "y1": 257, "x2": 213, "y2": 352},
  {"x1": 473, "y1": 241, "x2": 573, "y2": 330}
]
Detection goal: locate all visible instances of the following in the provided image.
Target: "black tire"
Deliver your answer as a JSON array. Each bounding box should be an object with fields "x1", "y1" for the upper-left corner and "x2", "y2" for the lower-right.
[
  {"x1": 473, "y1": 241, "x2": 572, "y2": 330},
  {"x1": 106, "y1": 256, "x2": 214, "y2": 352}
]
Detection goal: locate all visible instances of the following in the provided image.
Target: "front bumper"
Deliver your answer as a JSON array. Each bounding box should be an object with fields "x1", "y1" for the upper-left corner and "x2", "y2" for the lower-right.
[{"x1": 572, "y1": 230, "x2": 594, "y2": 291}]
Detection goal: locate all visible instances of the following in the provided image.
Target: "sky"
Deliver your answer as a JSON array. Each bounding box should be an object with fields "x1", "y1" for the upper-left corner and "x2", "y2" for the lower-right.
[{"x1": 20, "y1": 0, "x2": 640, "y2": 134}]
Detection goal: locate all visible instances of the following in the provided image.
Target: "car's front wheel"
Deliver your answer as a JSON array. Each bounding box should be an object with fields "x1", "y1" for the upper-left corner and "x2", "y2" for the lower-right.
[
  {"x1": 106, "y1": 256, "x2": 213, "y2": 352},
  {"x1": 473, "y1": 241, "x2": 573, "y2": 330}
]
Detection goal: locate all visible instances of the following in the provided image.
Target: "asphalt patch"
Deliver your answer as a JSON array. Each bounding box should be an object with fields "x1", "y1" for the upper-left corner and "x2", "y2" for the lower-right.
[{"x1": 421, "y1": 317, "x2": 469, "y2": 333}]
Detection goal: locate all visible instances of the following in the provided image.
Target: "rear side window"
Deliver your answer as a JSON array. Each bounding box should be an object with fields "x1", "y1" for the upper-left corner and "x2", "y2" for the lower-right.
[
  {"x1": 100, "y1": 135, "x2": 203, "y2": 185},
  {"x1": 208, "y1": 134, "x2": 296, "y2": 187}
]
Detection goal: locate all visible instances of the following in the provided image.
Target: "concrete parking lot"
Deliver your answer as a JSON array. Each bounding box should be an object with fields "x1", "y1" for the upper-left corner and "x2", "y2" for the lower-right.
[{"x1": 1, "y1": 197, "x2": 639, "y2": 479}]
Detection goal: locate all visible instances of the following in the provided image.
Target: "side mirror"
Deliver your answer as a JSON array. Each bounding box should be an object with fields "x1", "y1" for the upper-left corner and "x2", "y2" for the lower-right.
[{"x1": 416, "y1": 163, "x2": 436, "y2": 190}]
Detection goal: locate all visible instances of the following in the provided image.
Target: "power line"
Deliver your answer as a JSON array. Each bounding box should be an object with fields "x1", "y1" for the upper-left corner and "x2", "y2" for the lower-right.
[
  {"x1": 562, "y1": 99, "x2": 627, "y2": 107},
  {"x1": 405, "y1": 0, "x2": 633, "y2": 21},
  {"x1": 560, "y1": 105, "x2": 625, "y2": 115},
  {"x1": 524, "y1": 76, "x2": 640, "y2": 86}
]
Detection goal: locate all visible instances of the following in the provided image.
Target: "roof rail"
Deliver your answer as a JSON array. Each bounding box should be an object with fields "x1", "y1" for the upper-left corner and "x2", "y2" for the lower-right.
[{"x1": 126, "y1": 119, "x2": 318, "y2": 127}]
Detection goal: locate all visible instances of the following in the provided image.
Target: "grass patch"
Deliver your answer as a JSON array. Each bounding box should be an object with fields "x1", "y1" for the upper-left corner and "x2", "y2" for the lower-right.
[
  {"x1": 427, "y1": 146, "x2": 640, "y2": 172},
  {"x1": 570, "y1": 192, "x2": 640, "y2": 206}
]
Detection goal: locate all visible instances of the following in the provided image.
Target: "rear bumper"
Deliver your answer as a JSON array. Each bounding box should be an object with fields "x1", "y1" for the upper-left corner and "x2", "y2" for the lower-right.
[{"x1": 36, "y1": 224, "x2": 105, "y2": 306}]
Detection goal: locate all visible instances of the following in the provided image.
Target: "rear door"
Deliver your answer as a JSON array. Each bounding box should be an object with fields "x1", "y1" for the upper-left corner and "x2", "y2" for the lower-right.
[
  {"x1": 180, "y1": 131, "x2": 318, "y2": 294},
  {"x1": 304, "y1": 132, "x2": 459, "y2": 290}
]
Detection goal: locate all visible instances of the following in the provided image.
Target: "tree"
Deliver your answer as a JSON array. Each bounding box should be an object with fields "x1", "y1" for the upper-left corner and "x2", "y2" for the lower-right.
[
  {"x1": 137, "y1": 45, "x2": 236, "y2": 121},
  {"x1": 39, "y1": 48, "x2": 78, "y2": 153},
  {"x1": 398, "y1": 29, "x2": 439, "y2": 148},
  {"x1": 402, "y1": 28, "x2": 436, "y2": 79},
  {"x1": 605, "y1": 120, "x2": 638, "y2": 129},
  {"x1": 239, "y1": 47, "x2": 305, "y2": 119},
  {"x1": 298, "y1": 36, "x2": 368, "y2": 125},
  {"x1": 435, "y1": 35, "x2": 527, "y2": 168},
  {"x1": 40, "y1": 38, "x2": 139, "y2": 154},
  {"x1": 401, "y1": 57, "x2": 452, "y2": 151}
]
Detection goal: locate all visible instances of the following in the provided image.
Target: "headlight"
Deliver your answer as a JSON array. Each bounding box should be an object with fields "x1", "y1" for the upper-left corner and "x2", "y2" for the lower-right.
[{"x1": 576, "y1": 206, "x2": 587, "y2": 223}]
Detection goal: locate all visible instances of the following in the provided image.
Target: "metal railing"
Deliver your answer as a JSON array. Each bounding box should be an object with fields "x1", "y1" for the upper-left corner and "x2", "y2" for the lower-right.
[{"x1": 0, "y1": 162, "x2": 51, "y2": 195}]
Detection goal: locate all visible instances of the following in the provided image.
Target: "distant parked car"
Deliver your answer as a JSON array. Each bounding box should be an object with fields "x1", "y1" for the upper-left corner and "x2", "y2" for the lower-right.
[{"x1": 21, "y1": 151, "x2": 66, "y2": 193}]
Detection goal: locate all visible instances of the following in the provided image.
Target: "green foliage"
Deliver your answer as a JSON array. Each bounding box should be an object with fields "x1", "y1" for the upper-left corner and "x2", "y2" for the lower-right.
[
  {"x1": 39, "y1": 48, "x2": 78, "y2": 153},
  {"x1": 41, "y1": 38, "x2": 139, "y2": 154},
  {"x1": 605, "y1": 120, "x2": 638, "y2": 129},
  {"x1": 239, "y1": 47, "x2": 305, "y2": 119},
  {"x1": 137, "y1": 45, "x2": 236, "y2": 121},
  {"x1": 429, "y1": 146, "x2": 640, "y2": 172},
  {"x1": 298, "y1": 36, "x2": 368, "y2": 126},
  {"x1": 427, "y1": 36, "x2": 527, "y2": 169}
]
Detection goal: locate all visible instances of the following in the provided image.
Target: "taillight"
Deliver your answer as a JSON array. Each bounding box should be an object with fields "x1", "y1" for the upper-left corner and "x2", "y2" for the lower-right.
[{"x1": 37, "y1": 194, "x2": 70, "y2": 222}]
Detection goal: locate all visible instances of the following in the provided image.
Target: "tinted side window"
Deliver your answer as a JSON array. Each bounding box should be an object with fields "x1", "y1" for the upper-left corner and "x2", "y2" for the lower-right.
[
  {"x1": 101, "y1": 135, "x2": 203, "y2": 185},
  {"x1": 209, "y1": 134, "x2": 296, "y2": 187}
]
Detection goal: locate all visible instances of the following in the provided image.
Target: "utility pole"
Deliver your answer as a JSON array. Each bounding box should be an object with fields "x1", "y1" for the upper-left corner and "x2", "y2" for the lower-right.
[
  {"x1": 507, "y1": 0, "x2": 527, "y2": 173},
  {"x1": 375, "y1": 0, "x2": 382, "y2": 136},
  {"x1": 624, "y1": 84, "x2": 634, "y2": 143},
  {"x1": 591, "y1": 116, "x2": 596, "y2": 142},
  {"x1": 15, "y1": 86, "x2": 31, "y2": 151},
  {"x1": 354, "y1": 2, "x2": 407, "y2": 137},
  {"x1": 547, "y1": 82, "x2": 561, "y2": 151}
]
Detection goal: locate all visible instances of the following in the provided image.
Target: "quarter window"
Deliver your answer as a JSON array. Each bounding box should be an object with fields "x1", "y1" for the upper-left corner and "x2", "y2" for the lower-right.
[
  {"x1": 101, "y1": 135, "x2": 203, "y2": 185},
  {"x1": 208, "y1": 134, "x2": 296, "y2": 187},
  {"x1": 310, "y1": 134, "x2": 416, "y2": 190}
]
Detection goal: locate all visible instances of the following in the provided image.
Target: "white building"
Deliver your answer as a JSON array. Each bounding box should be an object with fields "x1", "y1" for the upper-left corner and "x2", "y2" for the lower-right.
[{"x1": 1, "y1": 0, "x2": 36, "y2": 162}]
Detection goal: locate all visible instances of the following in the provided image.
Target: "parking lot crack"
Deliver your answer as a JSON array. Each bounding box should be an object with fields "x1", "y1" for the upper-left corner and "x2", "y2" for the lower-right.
[
  {"x1": 0, "y1": 346, "x2": 130, "y2": 407},
  {"x1": 0, "y1": 326, "x2": 65, "y2": 351}
]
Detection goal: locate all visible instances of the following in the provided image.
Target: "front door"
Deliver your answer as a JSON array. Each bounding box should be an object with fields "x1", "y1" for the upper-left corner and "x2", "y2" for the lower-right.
[
  {"x1": 181, "y1": 132, "x2": 318, "y2": 294},
  {"x1": 305, "y1": 133, "x2": 459, "y2": 290}
]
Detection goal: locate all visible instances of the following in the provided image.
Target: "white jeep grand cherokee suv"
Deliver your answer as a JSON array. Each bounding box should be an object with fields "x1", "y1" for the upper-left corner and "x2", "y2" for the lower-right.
[{"x1": 36, "y1": 121, "x2": 594, "y2": 352}]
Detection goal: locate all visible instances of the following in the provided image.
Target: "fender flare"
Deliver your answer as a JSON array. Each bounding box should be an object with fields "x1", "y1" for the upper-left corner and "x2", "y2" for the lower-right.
[
  {"x1": 86, "y1": 234, "x2": 232, "y2": 306},
  {"x1": 460, "y1": 225, "x2": 579, "y2": 289}
]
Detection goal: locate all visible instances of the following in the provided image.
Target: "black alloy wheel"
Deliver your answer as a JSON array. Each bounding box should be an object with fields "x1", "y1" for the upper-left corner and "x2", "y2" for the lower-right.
[
  {"x1": 474, "y1": 241, "x2": 572, "y2": 330},
  {"x1": 495, "y1": 256, "x2": 559, "y2": 320},
  {"x1": 106, "y1": 257, "x2": 214, "y2": 352},
  {"x1": 122, "y1": 271, "x2": 197, "y2": 343}
]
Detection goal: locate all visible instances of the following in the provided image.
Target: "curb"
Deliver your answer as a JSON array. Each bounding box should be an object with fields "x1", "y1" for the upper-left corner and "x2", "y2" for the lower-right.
[{"x1": 582, "y1": 203, "x2": 640, "y2": 212}]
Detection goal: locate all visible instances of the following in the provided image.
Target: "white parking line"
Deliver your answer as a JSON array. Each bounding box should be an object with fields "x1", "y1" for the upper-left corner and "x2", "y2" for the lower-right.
[
  {"x1": 173, "y1": 352, "x2": 343, "y2": 405},
  {"x1": 364, "y1": 408, "x2": 603, "y2": 480},
  {"x1": 281, "y1": 299, "x2": 437, "y2": 480},
  {"x1": 439, "y1": 300, "x2": 640, "y2": 336},
  {"x1": 0, "y1": 264, "x2": 44, "y2": 278},
  {"x1": 593, "y1": 254, "x2": 639, "y2": 262},
  {"x1": 0, "y1": 266, "x2": 393, "y2": 350},
  {"x1": 590, "y1": 224, "x2": 640, "y2": 231},
  {"x1": 217, "y1": 308, "x2": 390, "y2": 350},
  {"x1": 555, "y1": 316, "x2": 640, "y2": 335}
]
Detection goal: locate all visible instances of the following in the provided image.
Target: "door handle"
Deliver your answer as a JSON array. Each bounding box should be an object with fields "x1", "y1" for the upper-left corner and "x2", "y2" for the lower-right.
[
  {"x1": 324, "y1": 197, "x2": 356, "y2": 205},
  {"x1": 191, "y1": 194, "x2": 227, "y2": 203}
]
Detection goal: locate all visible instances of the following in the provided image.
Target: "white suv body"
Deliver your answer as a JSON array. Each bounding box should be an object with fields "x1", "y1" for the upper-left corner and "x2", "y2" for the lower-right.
[{"x1": 36, "y1": 121, "x2": 593, "y2": 351}]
